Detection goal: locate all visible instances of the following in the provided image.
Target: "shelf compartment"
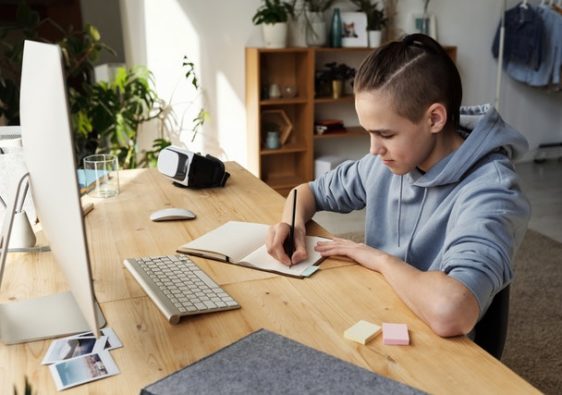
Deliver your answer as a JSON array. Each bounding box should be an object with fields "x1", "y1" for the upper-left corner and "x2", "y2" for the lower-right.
[
  {"x1": 260, "y1": 104, "x2": 308, "y2": 149},
  {"x1": 260, "y1": 51, "x2": 310, "y2": 101},
  {"x1": 261, "y1": 109, "x2": 293, "y2": 145},
  {"x1": 314, "y1": 126, "x2": 367, "y2": 140},
  {"x1": 260, "y1": 152, "x2": 309, "y2": 192}
]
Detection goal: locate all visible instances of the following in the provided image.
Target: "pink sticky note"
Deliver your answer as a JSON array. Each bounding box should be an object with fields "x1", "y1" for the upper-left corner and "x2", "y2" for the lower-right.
[{"x1": 382, "y1": 323, "x2": 410, "y2": 345}]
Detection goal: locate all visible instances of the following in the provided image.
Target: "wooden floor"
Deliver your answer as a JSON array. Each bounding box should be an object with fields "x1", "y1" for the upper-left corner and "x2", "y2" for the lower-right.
[{"x1": 314, "y1": 159, "x2": 562, "y2": 243}]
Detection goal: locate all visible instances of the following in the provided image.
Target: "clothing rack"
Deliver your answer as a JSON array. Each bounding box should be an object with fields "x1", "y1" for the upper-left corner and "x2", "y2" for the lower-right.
[
  {"x1": 495, "y1": 0, "x2": 507, "y2": 110},
  {"x1": 495, "y1": 1, "x2": 562, "y2": 162},
  {"x1": 495, "y1": 0, "x2": 562, "y2": 109}
]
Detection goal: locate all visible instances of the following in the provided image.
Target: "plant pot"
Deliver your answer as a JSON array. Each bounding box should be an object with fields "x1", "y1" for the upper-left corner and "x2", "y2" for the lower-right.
[
  {"x1": 368, "y1": 30, "x2": 382, "y2": 48},
  {"x1": 289, "y1": 14, "x2": 307, "y2": 47},
  {"x1": 331, "y1": 80, "x2": 343, "y2": 99},
  {"x1": 262, "y1": 22, "x2": 288, "y2": 49},
  {"x1": 306, "y1": 12, "x2": 327, "y2": 47}
]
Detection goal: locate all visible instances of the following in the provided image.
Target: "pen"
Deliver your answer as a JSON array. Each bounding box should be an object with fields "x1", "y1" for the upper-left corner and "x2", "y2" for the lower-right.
[{"x1": 283, "y1": 188, "x2": 297, "y2": 265}]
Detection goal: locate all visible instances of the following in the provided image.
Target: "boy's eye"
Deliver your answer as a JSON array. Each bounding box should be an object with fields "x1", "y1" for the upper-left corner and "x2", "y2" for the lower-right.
[{"x1": 367, "y1": 130, "x2": 395, "y2": 138}]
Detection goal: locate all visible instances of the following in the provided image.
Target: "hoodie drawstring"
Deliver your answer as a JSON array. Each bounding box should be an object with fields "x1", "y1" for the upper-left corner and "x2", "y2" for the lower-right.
[
  {"x1": 404, "y1": 187, "x2": 428, "y2": 263},
  {"x1": 397, "y1": 176, "x2": 403, "y2": 247}
]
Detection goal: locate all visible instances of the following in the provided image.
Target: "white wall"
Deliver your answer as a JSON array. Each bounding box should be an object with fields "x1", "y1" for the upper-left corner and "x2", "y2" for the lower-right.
[
  {"x1": 115, "y1": 0, "x2": 562, "y2": 168},
  {"x1": 119, "y1": 0, "x2": 263, "y2": 164}
]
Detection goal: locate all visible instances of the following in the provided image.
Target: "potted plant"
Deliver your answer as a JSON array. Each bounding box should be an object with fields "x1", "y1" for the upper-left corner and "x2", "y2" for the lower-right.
[
  {"x1": 252, "y1": 0, "x2": 294, "y2": 48},
  {"x1": 75, "y1": 56, "x2": 207, "y2": 169},
  {"x1": 287, "y1": 0, "x2": 330, "y2": 47},
  {"x1": 72, "y1": 65, "x2": 161, "y2": 169},
  {"x1": 0, "y1": 2, "x2": 206, "y2": 169},
  {"x1": 349, "y1": 0, "x2": 388, "y2": 47},
  {"x1": 315, "y1": 62, "x2": 356, "y2": 99},
  {"x1": 301, "y1": 0, "x2": 337, "y2": 47},
  {"x1": 288, "y1": 0, "x2": 336, "y2": 47}
]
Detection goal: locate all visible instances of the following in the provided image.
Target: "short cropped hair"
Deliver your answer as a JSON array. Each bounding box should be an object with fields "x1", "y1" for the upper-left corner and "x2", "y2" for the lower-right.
[{"x1": 354, "y1": 34, "x2": 462, "y2": 131}]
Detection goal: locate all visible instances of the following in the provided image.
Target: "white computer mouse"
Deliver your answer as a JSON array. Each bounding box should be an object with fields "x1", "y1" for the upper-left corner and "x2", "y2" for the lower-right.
[{"x1": 150, "y1": 208, "x2": 197, "y2": 222}]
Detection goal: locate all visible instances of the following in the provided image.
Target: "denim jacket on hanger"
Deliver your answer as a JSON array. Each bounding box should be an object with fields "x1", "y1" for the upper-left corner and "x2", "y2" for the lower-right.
[
  {"x1": 505, "y1": 5, "x2": 561, "y2": 87},
  {"x1": 492, "y1": 3, "x2": 544, "y2": 70}
]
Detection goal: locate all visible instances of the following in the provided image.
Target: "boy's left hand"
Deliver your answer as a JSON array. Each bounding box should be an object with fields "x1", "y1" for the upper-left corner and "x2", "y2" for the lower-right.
[{"x1": 314, "y1": 237, "x2": 390, "y2": 272}]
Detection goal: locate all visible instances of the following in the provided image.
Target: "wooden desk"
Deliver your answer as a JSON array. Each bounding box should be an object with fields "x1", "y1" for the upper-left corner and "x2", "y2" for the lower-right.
[{"x1": 1, "y1": 163, "x2": 538, "y2": 394}]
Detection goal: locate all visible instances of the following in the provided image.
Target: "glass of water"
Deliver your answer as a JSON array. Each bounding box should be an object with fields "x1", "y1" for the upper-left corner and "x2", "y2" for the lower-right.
[{"x1": 83, "y1": 154, "x2": 120, "y2": 198}]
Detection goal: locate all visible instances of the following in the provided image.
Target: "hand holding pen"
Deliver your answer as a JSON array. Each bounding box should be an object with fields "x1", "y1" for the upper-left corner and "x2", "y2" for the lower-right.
[{"x1": 265, "y1": 187, "x2": 309, "y2": 267}]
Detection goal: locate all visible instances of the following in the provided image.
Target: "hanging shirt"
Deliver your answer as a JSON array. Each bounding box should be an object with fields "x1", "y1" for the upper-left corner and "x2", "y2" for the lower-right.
[
  {"x1": 492, "y1": 4, "x2": 544, "y2": 70},
  {"x1": 505, "y1": 5, "x2": 562, "y2": 87}
]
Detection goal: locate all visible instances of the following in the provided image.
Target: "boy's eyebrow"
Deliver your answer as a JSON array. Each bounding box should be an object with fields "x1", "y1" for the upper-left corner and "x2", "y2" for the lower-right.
[{"x1": 366, "y1": 128, "x2": 395, "y2": 135}]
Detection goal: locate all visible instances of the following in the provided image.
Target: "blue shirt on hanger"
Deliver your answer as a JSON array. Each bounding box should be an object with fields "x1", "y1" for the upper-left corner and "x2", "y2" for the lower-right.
[
  {"x1": 492, "y1": 3, "x2": 544, "y2": 70},
  {"x1": 505, "y1": 5, "x2": 562, "y2": 87}
]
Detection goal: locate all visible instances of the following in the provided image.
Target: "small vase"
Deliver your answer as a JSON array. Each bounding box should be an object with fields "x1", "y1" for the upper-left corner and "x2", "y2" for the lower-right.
[
  {"x1": 269, "y1": 84, "x2": 281, "y2": 99},
  {"x1": 306, "y1": 11, "x2": 327, "y2": 47},
  {"x1": 331, "y1": 80, "x2": 343, "y2": 99},
  {"x1": 265, "y1": 131, "x2": 281, "y2": 149},
  {"x1": 289, "y1": 13, "x2": 307, "y2": 47},
  {"x1": 329, "y1": 8, "x2": 342, "y2": 48}
]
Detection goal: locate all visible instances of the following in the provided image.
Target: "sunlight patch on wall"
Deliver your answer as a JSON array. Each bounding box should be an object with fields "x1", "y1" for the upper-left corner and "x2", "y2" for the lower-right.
[
  {"x1": 216, "y1": 72, "x2": 246, "y2": 165},
  {"x1": 142, "y1": 0, "x2": 203, "y2": 150}
]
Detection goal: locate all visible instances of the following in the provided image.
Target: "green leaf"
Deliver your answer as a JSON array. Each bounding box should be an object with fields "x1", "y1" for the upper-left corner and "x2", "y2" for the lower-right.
[{"x1": 87, "y1": 24, "x2": 101, "y2": 42}]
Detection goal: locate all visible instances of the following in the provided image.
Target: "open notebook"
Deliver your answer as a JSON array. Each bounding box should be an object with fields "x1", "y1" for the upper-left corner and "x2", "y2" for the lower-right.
[{"x1": 176, "y1": 221, "x2": 329, "y2": 278}]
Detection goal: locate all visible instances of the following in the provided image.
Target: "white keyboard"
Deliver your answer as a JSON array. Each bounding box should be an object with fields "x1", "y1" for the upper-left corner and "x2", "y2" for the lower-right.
[{"x1": 124, "y1": 255, "x2": 240, "y2": 324}]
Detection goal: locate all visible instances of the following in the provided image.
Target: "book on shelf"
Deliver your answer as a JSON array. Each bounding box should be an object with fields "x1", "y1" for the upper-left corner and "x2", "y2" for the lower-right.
[{"x1": 176, "y1": 221, "x2": 328, "y2": 278}]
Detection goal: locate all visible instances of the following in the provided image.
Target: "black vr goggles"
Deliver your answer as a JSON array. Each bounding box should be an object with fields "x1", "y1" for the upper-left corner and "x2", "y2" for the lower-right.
[{"x1": 157, "y1": 146, "x2": 230, "y2": 188}]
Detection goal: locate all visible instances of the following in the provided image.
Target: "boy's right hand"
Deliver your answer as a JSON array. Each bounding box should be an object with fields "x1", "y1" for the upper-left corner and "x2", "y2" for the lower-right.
[{"x1": 266, "y1": 223, "x2": 308, "y2": 266}]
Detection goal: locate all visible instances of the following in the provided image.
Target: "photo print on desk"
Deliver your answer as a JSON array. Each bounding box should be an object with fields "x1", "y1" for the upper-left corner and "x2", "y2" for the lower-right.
[
  {"x1": 42, "y1": 336, "x2": 108, "y2": 365},
  {"x1": 49, "y1": 350, "x2": 120, "y2": 391},
  {"x1": 42, "y1": 327, "x2": 123, "y2": 365},
  {"x1": 76, "y1": 327, "x2": 123, "y2": 350}
]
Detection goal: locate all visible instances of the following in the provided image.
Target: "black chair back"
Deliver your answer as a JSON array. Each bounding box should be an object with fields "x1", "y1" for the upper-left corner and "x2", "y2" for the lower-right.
[{"x1": 473, "y1": 285, "x2": 510, "y2": 359}]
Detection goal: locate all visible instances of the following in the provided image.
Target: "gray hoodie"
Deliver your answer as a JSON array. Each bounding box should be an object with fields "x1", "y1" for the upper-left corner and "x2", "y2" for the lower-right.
[{"x1": 310, "y1": 104, "x2": 531, "y2": 316}]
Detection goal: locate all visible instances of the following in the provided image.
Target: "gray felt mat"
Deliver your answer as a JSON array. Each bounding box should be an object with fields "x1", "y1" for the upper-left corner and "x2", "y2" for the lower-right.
[{"x1": 141, "y1": 329, "x2": 424, "y2": 395}]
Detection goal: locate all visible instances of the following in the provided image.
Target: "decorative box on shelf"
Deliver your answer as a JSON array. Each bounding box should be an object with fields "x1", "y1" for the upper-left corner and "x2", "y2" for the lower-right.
[{"x1": 261, "y1": 109, "x2": 293, "y2": 147}]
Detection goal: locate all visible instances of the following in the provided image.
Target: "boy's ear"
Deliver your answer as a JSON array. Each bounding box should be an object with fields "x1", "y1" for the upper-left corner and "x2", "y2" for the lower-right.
[{"x1": 426, "y1": 103, "x2": 447, "y2": 133}]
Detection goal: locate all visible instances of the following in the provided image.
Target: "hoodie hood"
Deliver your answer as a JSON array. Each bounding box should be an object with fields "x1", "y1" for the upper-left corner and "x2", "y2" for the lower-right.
[{"x1": 410, "y1": 104, "x2": 529, "y2": 188}]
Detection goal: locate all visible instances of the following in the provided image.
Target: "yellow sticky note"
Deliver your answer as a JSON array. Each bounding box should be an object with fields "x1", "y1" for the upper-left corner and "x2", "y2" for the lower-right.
[{"x1": 344, "y1": 320, "x2": 381, "y2": 345}]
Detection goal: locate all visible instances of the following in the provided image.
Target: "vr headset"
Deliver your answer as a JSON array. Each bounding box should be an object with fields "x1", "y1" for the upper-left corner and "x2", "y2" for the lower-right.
[{"x1": 157, "y1": 146, "x2": 230, "y2": 188}]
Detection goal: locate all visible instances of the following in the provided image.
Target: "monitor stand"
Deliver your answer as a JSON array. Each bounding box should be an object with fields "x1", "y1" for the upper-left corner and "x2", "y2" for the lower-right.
[
  {"x1": 0, "y1": 173, "x2": 106, "y2": 345},
  {"x1": 0, "y1": 292, "x2": 106, "y2": 345}
]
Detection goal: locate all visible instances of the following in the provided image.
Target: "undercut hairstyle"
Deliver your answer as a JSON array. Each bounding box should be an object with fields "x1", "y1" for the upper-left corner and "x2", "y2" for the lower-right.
[{"x1": 354, "y1": 34, "x2": 462, "y2": 131}]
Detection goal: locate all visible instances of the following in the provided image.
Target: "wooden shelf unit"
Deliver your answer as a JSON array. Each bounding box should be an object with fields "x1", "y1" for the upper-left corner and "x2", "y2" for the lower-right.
[{"x1": 246, "y1": 46, "x2": 456, "y2": 196}]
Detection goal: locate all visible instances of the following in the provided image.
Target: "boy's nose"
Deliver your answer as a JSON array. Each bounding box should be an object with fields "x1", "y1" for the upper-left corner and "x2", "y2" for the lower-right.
[{"x1": 370, "y1": 136, "x2": 385, "y2": 156}]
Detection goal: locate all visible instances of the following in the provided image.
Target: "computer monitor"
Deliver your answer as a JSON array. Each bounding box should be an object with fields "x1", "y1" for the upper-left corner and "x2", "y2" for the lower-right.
[{"x1": 0, "y1": 40, "x2": 105, "y2": 344}]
